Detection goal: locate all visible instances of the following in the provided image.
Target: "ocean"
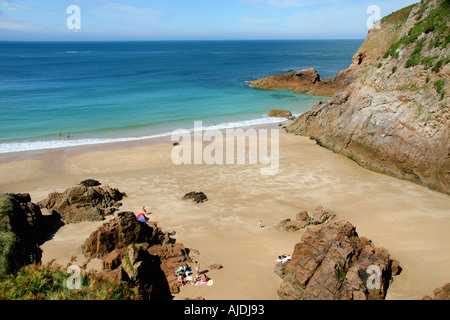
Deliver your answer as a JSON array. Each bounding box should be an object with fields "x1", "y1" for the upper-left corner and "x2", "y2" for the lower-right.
[{"x1": 0, "y1": 40, "x2": 362, "y2": 154}]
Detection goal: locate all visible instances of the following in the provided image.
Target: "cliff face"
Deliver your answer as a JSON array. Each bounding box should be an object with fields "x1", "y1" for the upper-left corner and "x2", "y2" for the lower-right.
[{"x1": 287, "y1": 0, "x2": 450, "y2": 194}]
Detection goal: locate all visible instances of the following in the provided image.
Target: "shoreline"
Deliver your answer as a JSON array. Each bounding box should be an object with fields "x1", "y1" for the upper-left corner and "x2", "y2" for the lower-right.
[
  {"x1": 1, "y1": 121, "x2": 449, "y2": 300},
  {"x1": 0, "y1": 121, "x2": 285, "y2": 164}
]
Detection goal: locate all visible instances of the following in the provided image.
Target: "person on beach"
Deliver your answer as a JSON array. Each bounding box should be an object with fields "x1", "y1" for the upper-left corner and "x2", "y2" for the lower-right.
[
  {"x1": 191, "y1": 275, "x2": 200, "y2": 286},
  {"x1": 178, "y1": 272, "x2": 186, "y2": 285},
  {"x1": 58, "y1": 132, "x2": 61, "y2": 137},
  {"x1": 200, "y1": 274, "x2": 210, "y2": 285},
  {"x1": 258, "y1": 220, "x2": 263, "y2": 228},
  {"x1": 136, "y1": 207, "x2": 149, "y2": 223},
  {"x1": 195, "y1": 261, "x2": 200, "y2": 276}
]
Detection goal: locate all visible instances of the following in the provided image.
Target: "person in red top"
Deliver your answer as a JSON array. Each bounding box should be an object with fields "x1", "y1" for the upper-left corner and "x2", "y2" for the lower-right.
[{"x1": 136, "y1": 206, "x2": 149, "y2": 222}]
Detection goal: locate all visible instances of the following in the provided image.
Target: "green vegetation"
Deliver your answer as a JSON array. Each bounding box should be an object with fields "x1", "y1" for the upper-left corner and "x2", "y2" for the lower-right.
[
  {"x1": 431, "y1": 58, "x2": 450, "y2": 73},
  {"x1": 392, "y1": 66, "x2": 398, "y2": 73},
  {"x1": 381, "y1": 3, "x2": 417, "y2": 25},
  {"x1": 396, "y1": 83, "x2": 420, "y2": 91},
  {"x1": 383, "y1": 0, "x2": 450, "y2": 71},
  {"x1": 377, "y1": 63, "x2": 383, "y2": 68},
  {"x1": 0, "y1": 262, "x2": 141, "y2": 300},
  {"x1": 434, "y1": 79, "x2": 446, "y2": 100},
  {"x1": 422, "y1": 56, "x2": 439, "y2": 69},
  {"x1": 414, "y1": 102, "x2": 425, "y2": 119}
]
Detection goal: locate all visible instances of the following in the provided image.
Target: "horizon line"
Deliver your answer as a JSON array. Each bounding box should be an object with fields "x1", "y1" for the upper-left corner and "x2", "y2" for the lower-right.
[{"x1": 0, "y1": 38, "x2": 365, "y2": 42}]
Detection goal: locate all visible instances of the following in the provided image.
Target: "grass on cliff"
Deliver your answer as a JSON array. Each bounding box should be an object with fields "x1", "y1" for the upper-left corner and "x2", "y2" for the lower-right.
[
  {"x1": 384, "y1": 0, "x2": 450, "y2": 70},
  {"x1": 381, "y1": 3, "x2": 416, "y2": 25},
  {"x1": 434, "y1": 79, "x2": 447, "y2": 100},
  {"x1": 0, "y1": 262, "x2": 141, "y2": 300}
]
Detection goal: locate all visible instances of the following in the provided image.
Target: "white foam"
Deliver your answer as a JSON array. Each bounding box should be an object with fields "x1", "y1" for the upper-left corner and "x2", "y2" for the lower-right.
[{"x1": 0, "y1": 114, "x2": 295, "y2": 154}]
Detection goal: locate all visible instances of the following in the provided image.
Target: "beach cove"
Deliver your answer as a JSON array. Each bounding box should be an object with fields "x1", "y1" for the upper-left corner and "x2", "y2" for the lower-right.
[{"x1": 0, "y1": 124, "x2": 449, "y2": 300}]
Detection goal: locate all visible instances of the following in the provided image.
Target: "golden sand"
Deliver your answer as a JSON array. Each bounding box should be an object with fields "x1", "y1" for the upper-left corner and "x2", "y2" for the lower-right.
[{"x1": 0, "y1": 127, "x2": 449, "y2": 300}]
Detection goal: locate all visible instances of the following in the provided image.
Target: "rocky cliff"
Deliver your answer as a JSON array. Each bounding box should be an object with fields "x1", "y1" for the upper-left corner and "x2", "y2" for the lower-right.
[{"x1": 286, "y1": 0, "x2": 449, "y2": 194}]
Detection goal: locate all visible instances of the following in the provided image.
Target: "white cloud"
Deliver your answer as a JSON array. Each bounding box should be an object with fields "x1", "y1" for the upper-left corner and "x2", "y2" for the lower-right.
[
  {"x1": 240, "y1": 17, "x2": 279, "y2": 24},
  {"x1": 0, "y1": 0, "x2": 31, "y2": 30},
  {"x1": 238, "y1": 0, "x2": 334, "y2": 8},
  {"x1": 0, "y1": 19, "x2": 26, "y2": 30},
  {"x1": 89, "y1": 0, "x2": 164, "y2": 23},
  {"x1": 0, "y1": 0, "x2": 31, "y2": 11}
]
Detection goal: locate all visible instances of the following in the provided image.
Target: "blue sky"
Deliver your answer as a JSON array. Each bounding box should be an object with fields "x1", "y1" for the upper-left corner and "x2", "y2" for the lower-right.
[{"x1": 0, "y1": 0, "x2": 418, "y2": 40}]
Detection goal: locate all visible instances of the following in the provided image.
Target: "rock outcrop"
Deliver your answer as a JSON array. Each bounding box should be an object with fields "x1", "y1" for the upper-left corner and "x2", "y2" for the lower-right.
[
  {"x1": 0, "y1": 193, "x2": 43, "y2": 277},
  {"x1": 286, "y1": 0, "x2": 450, "y2": 194},
  {"x1": 268, "y1": 109, "x2": 292, "y2": 118},
  {"x1": 82, "y1": 211, "x2": 174, "y2": 259},
  {"x1": 38, "y1": 181, "x2": 126, "y2": 223},
  {"x1": 101, "y1": 244, "x2": 173, "y2": 300},
  {"x1": 276, "y1": 206, "x2": 336, "y2": 232},
  {"x1": 83, "y1": 211, "x2": 195, "y2": 296},
  {"x1": 423, "y1": 283, "x2": 450, "y2": 300},
  {"x1": 275, "y1": 220, "x2": 401, "y2": 300},
  {"x1": 250, "y1": 54, "x2": 369, "y2": 97},
  {"x1": 251, "y1": 68, "x2": 327, "y2": 94},
  {"x1": 182, "y1": 191, "x2": 208, "y2": 204},
  {"x1": 249, "y1": 5, "x2": 418, "y2": 97}
]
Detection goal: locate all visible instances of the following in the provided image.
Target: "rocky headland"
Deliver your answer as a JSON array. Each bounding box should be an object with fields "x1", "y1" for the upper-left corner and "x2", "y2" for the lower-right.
[{"x1": 253, "y1": 0, "x2": 450, "y2": 194}]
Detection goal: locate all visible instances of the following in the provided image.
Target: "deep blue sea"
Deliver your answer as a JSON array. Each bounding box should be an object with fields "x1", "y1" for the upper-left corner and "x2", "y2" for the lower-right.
[{"x1": 0, "y1": 40, "x2": 362, "y2": 153}]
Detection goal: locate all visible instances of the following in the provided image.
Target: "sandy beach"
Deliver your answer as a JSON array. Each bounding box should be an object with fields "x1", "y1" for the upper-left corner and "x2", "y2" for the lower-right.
[{"x1": 0, "y1": 124, "x2": 449, "y2": 300}]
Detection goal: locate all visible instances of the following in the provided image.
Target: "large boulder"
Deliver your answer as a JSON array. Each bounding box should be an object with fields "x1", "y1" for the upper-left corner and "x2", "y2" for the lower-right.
[
  {"x1": 268, "y1": 109, "x2": 292, "y2": 118},
  {"x1": 148, "y1": 243, "x2": 193, "y2": 295},
  {"x1": 275, "y1": 219, "x2": 304, "y2": 232},
  {"x1": 101, "y1": 244, "x2": 173, "y2": 300},
  {"x1": 182, "y1": 191, "x2": 208, "y2": 204},
  {"x1": 423, "y1": 283, "x2": 450, "y2": 300},
  {"x1": 276, "y1": 206, "x2": 336, "y2": 232},
  {"x1": 276, "y1": 220, "x2": 401, "y2": 300},
  {"x1": 82, "y1": 211, "x2": 174, "y2": 259},
  {"x1": 79, "y1": 179, "x2": 102, "y2": 187},
  {"x1": 38, "y1": 182, "x2": 126, "y2": 223},
  {"x1": 308, "y1": 206, "x2": 336, "y2": 224},
  {"x1": 0, "y1": 193, "x2": 43, "y2": 277},
  {"x1": 89, "y1": 212, "x2": 194, "y2": 297}
]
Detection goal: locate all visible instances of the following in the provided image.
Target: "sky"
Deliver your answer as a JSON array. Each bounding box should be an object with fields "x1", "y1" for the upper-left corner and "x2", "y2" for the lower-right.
[{"x1": 0, "y1": 0, "x2": 418, "y2": 41}]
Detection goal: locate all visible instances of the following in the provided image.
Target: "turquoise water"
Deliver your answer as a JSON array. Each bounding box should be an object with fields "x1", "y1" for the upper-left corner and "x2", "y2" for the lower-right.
[{"x1": 0, "y1": 40, "x2": 362, "y2": 153}]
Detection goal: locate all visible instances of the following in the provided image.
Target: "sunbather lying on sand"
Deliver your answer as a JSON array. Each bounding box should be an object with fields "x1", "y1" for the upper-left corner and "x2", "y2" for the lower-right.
[{"x1": 275, "y1": 254, "x2": 291, "y2": 263}]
